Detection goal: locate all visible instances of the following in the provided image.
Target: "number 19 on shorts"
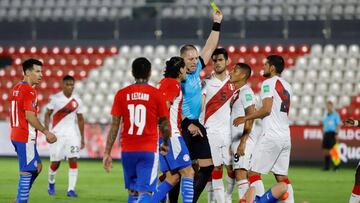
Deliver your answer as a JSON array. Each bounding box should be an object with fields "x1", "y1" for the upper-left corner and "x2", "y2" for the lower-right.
[{"x1": 128, "y1": 104, "x2": 146, "y2": 135}]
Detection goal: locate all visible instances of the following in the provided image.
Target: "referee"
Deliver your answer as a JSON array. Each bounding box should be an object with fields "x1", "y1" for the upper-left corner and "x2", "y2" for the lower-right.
[
  {"x1": 322, "y1": 100, "x2": 341, "y2": 171},
  {"x1": 165, "y1": 9, "x2": 223, "y2": 203}
]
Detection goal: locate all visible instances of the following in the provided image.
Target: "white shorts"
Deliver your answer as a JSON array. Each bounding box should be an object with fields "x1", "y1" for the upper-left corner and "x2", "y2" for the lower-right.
[
  {"x1": 231, "y1": 136, "x2": 255, "y2": 170},
  {"x1": 250, "y1": 133, "x2": 291, "y2": 176},
  {"x1": 207, "y1": 132, "x2": 232, "y2": 167},
  {"x1": 49, "y1": 135, "x2": 80, "y2": 162}
]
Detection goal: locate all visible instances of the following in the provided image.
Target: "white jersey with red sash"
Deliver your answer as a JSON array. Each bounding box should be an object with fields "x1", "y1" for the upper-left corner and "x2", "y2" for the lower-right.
[
  {"x1": 46, "y1": 92, "x2": 84, "y2": 138},
  {"x1": 201, "y1": 74, "x2": 235, "y2": 144}
]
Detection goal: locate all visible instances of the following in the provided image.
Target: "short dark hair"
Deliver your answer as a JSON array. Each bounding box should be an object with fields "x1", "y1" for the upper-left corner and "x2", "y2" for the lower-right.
[
  {"x1": 236, "y1": 62, "x2": 252, "y2": 80},
  {"x1": 164, "y1": 57, "x2": 185, "y2": 78},
  {"x1": 63, "y1": 75, "x2": 75, "y2": 82},
  {"x1": 267, "y1": 55, "x2": 285, "y2": 74},
  {"x1": 180, "y1": 44, "x2": 197, "y2": 56},
  {"x1": 22, "y1": 58, "x2": 43, "y2": 74},
  {"x1": 132, "y1": 57, "x2": 151, "y2": 80},
  {"x1": 212, "y1": 48, "x2": 228, "y2": 60}
]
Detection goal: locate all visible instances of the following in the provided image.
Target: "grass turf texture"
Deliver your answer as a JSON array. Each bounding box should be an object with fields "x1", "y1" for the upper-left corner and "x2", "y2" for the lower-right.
[{"x1": 0, "y1": 157, "x2": 354, "y2": 203}]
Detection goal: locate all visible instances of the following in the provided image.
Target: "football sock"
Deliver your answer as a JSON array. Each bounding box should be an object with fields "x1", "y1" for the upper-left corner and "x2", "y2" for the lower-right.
[
  {"x1": 249, "y1": 175, "x2": 265, "y2": 197},
  {"x1": 16, "y1": 173, "x2": 32, "y2": 203},
  {"x1": 151, "y1": 180, "x2": 173, "y2": 202},
  {"x1": 282, "y1": 179, "x2": 294, "y2": 203},
  {"x1": 68, "y1": 163, "x2": 78, "y2": 191},
  {"x1": 168, "y1": 182, "x2": 180, "y2": 203},
  {"x1": 225, "y1": 171, "x2": 235, "y2": 201},
  {"x1": 212, "y1": 169, "x2": 225, "y2": 203},
  {"x1": 181, "y1": 177, "x2": 194, "y2": 203},
  {"x1": 237, "y1": 179, "x2": 249, "y2": 200},
  {"x1": 193, "y1": 165, "x2": 214, "y2": 203}
]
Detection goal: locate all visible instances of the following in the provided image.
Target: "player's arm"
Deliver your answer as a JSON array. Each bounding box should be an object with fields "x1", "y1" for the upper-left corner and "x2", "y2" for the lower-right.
[
  {"x1": 25, "y1": 110, "x2": 57, "y2": 143},
  {"x1": 159, "y1": 116, "x2": 171, "y2": 155},
  {"x1": 44, "y1": 109, "x2": 53, "y2": 130},
  {"x1": 244, "y1": 98, "x2": 273, "y2": 123},
  {"x1": 236, "y1": 104, "x2": 256, "y2": 156},
  {"x1": 201, "y1": 94, "x2": 206, "y2": 112},
  {"x1": 77, "y1": 113, "x2": 85, "y2": 149},
  {"x1": 201, "y1": 10, "x2": 223, "y2": 64},
  {"x1": 103, "y1": 115, "x2": 122, "y2": 173}
]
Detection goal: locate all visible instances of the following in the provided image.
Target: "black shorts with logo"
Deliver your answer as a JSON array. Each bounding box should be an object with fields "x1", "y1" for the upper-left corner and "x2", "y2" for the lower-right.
[{"x1": 181, "y1": 119, "x2": 212, "y2": 160}]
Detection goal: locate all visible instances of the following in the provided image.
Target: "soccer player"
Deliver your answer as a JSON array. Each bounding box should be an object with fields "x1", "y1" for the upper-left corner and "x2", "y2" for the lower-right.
[
  {"x1": 201, "y1": 48, "x2": 235, "y2": 203},
  {"x1": 152, "y1": 57, "x2": 195, "y2": 203},
  {"x1": 345, "y1": 118, "x2": 360, "y2": 203},
  {"x1": 176, "y1": 9, "x2": 223, "y2": 203},
  {"x1": 103, "y1": 57, "x2": 170, "y2": 203},
  {"x1": 234, "y1": 55, "x2": 295, "y2": 203},
  {"x1": 44, "y1": 75, "x2": 85, "y2": 197},
  {"x1": 10, "y1": 58, "x2": 57, "y2": 203},
  {"x1": 322, "y1": 100, "x2": 341, "y2": 171},
  {"x1": 230, "y1": 63, "x2": 257, "y2": 201},
  {"x1": 241, "y1": 182, "x2": 288, "y2": 203}
]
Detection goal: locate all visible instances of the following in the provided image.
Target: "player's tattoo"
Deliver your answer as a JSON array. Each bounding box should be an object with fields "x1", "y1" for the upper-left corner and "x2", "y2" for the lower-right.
[
  {"x1": 159, "y1": 117, "x2": 170, "y2": 146},
  {"x1": 104, "y1": 116, "x2": 121, "y2": 154}
]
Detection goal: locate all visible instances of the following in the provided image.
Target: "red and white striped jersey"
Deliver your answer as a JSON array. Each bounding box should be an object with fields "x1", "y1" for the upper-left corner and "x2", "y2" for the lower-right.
[
  {"x1": 46, "y1": 92, "x2": 84, "y2": 137},
  {"x1": 201, "y1": 74, "x2": 235, "y2": 137},
  {"x1": 158, "y1": 78, "x2": 182, "y2": 137},
  {"x1": 10, "y1": 81, "x2": 38, "y2": 143}
]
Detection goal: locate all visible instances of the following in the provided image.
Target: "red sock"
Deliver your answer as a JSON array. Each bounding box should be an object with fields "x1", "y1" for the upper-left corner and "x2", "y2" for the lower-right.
[
  {"x1": 353, "y1": 185, "x2": 360, "y2": 195},
  {"x1": 249, "y1": 175, "x2": 261, "y2": 184},
  {"x1": 212, "y1": 169, "x2": 223, "y2": 180},
  {"x1": 282, "y1": 178, "x2": 291, "y2": 185},
  {"x1": 50, "y1": 163, "x2": 59, "y2": 171},
  {"x1": 69, "y1": 163, "x2": 78, "y2": 169}
]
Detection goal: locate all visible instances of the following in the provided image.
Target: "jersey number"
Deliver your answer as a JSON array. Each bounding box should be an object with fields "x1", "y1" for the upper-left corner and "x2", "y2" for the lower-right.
[
  {"x1": 11, "y1": 101, "x2": 19, "y2": 127},
  {"x1": 275, "y1": 81, "x2": 290, "y2": 114},
  {"x1": 128, "y1": 104, "x2": 146, "y2": 135}
]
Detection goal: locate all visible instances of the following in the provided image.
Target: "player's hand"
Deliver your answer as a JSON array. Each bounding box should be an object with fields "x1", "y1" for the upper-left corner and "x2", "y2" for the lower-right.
[
  {"x1": 236, "y1": 142, "x2": 246, "y2": 157},
  {"x1": 233, "y1": 117, "x2": 246, "y2": 127},
  {"x1": 103, "y1": 154, "x2": 112, "y2": 173},
  {"x1": 159, "y1": 143, "x2": 169, "y2": 156},
  {"x1": 188, "y1": 124, "x2": 203, "y2": 137},
  {"x1": 344, "y1": 119, "x2": 355, "y2": 126},
  {"x1": 45, "y1": 131, "x2": 57, "y2": 144},
  {"x1": 80, "y1": 138, "x2": 85, "y2": 149},
  {"x1": 213, "y1": 9, "x2": 223, "y2": 23}
]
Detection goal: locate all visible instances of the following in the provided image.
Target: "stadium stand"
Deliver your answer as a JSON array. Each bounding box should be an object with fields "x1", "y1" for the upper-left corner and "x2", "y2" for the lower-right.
[{"x1": 1, "y1": 44, "x2": 359, "y2": 125}]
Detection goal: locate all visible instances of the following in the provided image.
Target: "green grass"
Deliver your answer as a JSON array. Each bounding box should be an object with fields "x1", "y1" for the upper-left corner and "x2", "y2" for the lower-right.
[{"x1": 0, "y1": 157, "x2": 354, "y2": 203}]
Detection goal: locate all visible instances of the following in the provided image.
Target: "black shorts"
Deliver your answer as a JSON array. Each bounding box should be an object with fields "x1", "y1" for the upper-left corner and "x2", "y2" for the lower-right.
[
  {"x1": 322, "y1": 132, "x2": 336, "y2": 149},
  {"x1": 181, "y1": 119, "x2": 212, "y2": 160}
]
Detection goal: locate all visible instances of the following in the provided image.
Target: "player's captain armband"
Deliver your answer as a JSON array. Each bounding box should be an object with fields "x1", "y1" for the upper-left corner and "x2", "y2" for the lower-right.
[
  {"x1": 263, "y1": 85, "x2": 270, "y2": 93},
  {"x1": 245, "y1": 94, "x2": 253, "y2": 102},
  {"x1": 210, "y1": 1, "x2": 219, "y2": 12}
]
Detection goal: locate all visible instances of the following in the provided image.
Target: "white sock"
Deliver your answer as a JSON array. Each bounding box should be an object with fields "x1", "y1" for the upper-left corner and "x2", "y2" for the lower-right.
[
  {"x1": 68, "y1": 168, "x2": 78, "y2": 191},
  {"x1": 225, "y1": 175, "x2": 235, "y2": 201},
  {"x1": 250, "y1": 179, "x2": 265, "y2": 197},
  {"x1": 48, "y1": 168, "x2": 57, "y2": 184},
  {"x1": 206, "y1": 181, "x2": 215, "y2": 203},
  {"x1": 237, "y1": 179, "x2": 249, "y2": 199},
  {"x1": 350, "y1": 193, "x2": 360, "y2": 203},
  {"x1": 212, "y1": 178, "x2": 225, "y2": 203},
  {"x1": 284, "y1": 184, "x2": 294, "y2": 203}
]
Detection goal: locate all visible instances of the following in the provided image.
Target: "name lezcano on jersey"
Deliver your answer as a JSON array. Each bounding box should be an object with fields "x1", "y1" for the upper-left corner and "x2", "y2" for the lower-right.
[{"x1": 127, "y1": 92, "x2": 150, "y2": 101}]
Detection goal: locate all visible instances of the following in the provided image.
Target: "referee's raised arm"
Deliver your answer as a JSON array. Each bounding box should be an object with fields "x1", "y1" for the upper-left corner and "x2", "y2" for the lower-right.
[{"x1": 201, "y1": 10, "x2": 223, "y2": 64}]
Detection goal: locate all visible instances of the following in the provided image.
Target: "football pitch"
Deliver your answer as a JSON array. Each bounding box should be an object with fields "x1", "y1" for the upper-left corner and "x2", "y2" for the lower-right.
[{"x1": 0, "y1": 157, "x2": 354, "y2": 203}]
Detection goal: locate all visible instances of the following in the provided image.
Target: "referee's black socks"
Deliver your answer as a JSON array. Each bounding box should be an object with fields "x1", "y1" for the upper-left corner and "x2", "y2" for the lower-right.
[{"x1": 193, "y1": 165, "x2": 214, "y2": 203}]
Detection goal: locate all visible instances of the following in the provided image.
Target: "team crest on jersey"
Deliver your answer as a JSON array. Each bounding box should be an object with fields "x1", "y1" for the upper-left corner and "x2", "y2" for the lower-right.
[
  {"x1": 183, "y1": 154, "x2": 190, "y2": 162},
  {"x1": 72, "y1": 101, "x2": 78, "y2": 108}
]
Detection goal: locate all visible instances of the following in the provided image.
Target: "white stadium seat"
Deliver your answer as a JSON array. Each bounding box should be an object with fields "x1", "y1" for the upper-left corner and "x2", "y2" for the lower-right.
[
  {"x1": 323, "y1": 44, "x2": 336, "y2": 57},
  {"x1": 306, "y1": 70, "x2": 317, "y2": 82}
]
